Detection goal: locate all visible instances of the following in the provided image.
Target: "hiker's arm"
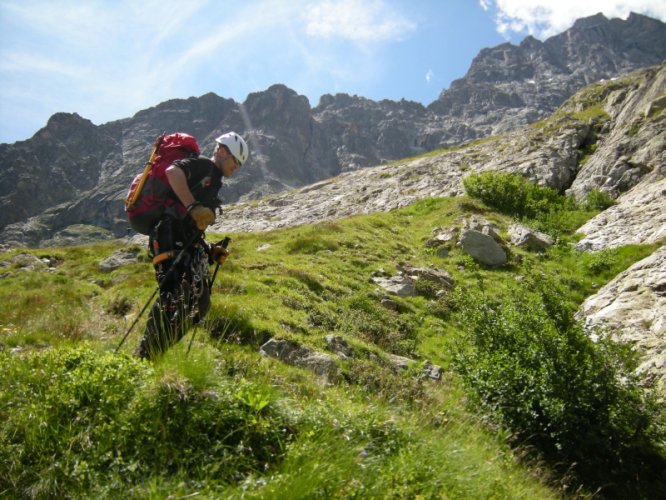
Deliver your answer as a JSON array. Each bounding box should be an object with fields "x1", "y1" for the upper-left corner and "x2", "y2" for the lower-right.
[{"x1": 165, "y1": 165, "x2": 195, "y2": 208}]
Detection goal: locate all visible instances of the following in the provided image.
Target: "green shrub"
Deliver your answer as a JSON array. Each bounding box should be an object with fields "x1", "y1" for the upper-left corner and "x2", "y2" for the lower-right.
[
  {"x1": 340, "y1": 294, "x2": 418, "y2": 356},
  {"x1": 0, "y1": 347, "x2": 295, "y2": 497},
  {"x1": 463, "y1": 172, "x2": 564, "y2": 220},
  {"x1": 581, "y1": 248, "x2": 617, "y2": 275},
  {"x1": 452, "y1": 275, "x2": 666, "y2": 496},
  {"x1": 584, "y1": 188, "x2": 616, "y2": 211},
  {"x1": 463, "y1": 172, "x2": 615, "y2": 238}
]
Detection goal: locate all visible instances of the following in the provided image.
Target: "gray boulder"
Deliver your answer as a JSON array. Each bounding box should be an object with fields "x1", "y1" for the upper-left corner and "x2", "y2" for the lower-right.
[
  {"x1": 508, "y1": 223, "x2": 554, "y2": 251},
  {"x1": 457, "y1": 229, "x2": 508, "y2": 267},
  {"x1": 325, "y1": 335, "x2": 355, "y2": 358},
  {"x1": 99, "y1": 247, "x2": 142, "y2": 273},
  {"x1": 371, "y1": 274, "x2": 417, "y2": 297},
  {"x1": 260, "y1": 338, "x2": 340, "y2": 381},
  {"x1": 398, "y1": 263, "x2": 455, "y2": 295},
  {"x1": 576, "y1": 177, "x2": 666, "y2": 251}
]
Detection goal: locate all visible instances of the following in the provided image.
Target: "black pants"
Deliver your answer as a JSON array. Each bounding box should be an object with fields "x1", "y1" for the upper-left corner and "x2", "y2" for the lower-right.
[{"x1": 137, "y1": 218, "x2": 211, "y2": 360}]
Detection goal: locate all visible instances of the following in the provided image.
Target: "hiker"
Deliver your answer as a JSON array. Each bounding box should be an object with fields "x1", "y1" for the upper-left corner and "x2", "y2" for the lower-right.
[{"x1": 136, "y1": 132, "x2": 249, "y2": 360}]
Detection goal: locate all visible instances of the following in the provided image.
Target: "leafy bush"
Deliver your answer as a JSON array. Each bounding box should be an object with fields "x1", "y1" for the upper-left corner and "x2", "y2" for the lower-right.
[
  {"x1": 340, "y1": 294, "x2": 418, "y2": 356},
  {"x1": 581, "y1": 248, "x2": 618, "y2": 275},
  {"x1": 462, "y1": 172, "x2": 615, "y2": 237},
  {"x1": 462, "y1": 172, "x2": 564, "y2": 220},
  {"x1": 452, "y1": 275, "x2": 666, "y2": 496},
  {"x1": 0, "y1": 347, "x2": 295, "y2": 497},
  {"x1": 584, "y1": 188, "x2": 616, "y2": 211}
]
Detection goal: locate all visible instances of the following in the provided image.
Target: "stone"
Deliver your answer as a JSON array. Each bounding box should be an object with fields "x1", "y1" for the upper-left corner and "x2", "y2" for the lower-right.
[
  {"x1": 426, "y1": 228, "x2": 458, "y2": 247},
  {"x1": 371, "y1": 274, "x2": 417, "y2": 297},
  {"x1": 463, "y1": 216, "x2": 503, "y2": 243},
  {"x1": 325, "y1": 335, "x2": 355, "y2": 358},
  {"x1": 388, "y1": 354, "x2": 412, "y2": 371},
  {"x1": 422, "y1": 360, "x2": 442, "y2": 381},
  {"x1": 7, "y1": 253, "x2": 46, "y2": 271},
  {"x1": 399, "y1": 263, "x2": 455, "y2": 289},
  {"x1": 380, "y1": 297, "x2": 400, "y2": 312},
  {"x1": 99, "y1": 248, "x2": 142, "y2": 273},
  {"x1": 260, "y1": 338, "x2": 340, "y2": 381},
  {"x1": 508, "y1": 223, "x2": 554, "y2": 251},
  {"x1": 457, "y1": 229, "x2": 508, "y2": 267},
  {"x1": 576, "y1": 178, "x2": 666, "y2": 251}
]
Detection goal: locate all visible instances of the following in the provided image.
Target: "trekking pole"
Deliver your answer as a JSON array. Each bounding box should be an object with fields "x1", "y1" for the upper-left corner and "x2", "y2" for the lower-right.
[
  {"x1": 114, "y1": 230, "x2": 203, "y2": 354},
  {"x1": 187, "y1": 236, "x2": 231, "y2": 355}
]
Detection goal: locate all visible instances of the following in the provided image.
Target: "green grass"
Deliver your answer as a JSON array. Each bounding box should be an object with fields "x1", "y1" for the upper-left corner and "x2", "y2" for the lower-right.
[{"x1": 1, "y1": 193, "x2": 664, "y2": 498}]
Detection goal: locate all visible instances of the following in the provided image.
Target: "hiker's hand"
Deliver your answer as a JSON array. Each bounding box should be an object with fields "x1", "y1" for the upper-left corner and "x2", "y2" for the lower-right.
[
  {"x1": 211, "y1": 245, "x2": 229, "y2": 265},
  {"x1": 189, "y1": 204, "x2": 215, "y2": 230}
]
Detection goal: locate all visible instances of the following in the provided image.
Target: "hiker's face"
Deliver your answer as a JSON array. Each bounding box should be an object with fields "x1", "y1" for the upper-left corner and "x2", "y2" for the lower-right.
[{"x1": 215, "y1": 146, "x2": 240, "y2": 177}]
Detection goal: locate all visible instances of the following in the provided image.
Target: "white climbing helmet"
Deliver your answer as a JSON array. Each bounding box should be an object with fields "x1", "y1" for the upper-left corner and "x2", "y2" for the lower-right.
[{"x1": 215, "y1": 132, "x2": 249, "y2": 166}]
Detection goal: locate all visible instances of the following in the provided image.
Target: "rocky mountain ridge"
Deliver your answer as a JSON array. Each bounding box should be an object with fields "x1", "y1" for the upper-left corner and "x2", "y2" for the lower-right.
[
  {"x1": 211, "y1": 63, "x2": 665, "y2": 242},
  {"x1": 1, "y1": 12, "x2": 665, "y2": 247}
]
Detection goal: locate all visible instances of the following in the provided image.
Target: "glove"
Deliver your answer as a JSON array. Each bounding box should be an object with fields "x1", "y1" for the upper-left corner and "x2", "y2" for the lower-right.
[
  {"x1": 189, "y1": 204, "x2": 215, "y2": 231},
  {"x1": 211, "y1": 245, "x2": 229, "y2": 265}
]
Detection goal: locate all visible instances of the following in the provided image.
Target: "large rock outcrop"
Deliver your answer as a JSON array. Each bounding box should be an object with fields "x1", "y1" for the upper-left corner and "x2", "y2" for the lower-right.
[
  {"x1": 577, "y1": 247, "x2": 666, "y2": 398},
  {"x1": 575, "y1": 178, "x2": 666, "y2": 251}
]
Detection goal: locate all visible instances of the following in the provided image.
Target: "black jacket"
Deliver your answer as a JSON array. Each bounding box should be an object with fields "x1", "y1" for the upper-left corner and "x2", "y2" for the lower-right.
[{"x1": 172, "y1": 157, "x2": 223, "y2": 212}]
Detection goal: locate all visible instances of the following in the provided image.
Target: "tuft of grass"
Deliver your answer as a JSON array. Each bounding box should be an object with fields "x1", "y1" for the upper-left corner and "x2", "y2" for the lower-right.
[{"x1": 0, "y1": 346, "x2": 296, "y2": 498}]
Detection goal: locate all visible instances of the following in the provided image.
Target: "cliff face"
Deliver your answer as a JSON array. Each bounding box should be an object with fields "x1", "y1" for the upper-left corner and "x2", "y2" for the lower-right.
[
  {"x1": 0, "y1": 12, "x2": 664, "y2": 247},
  {"x1": 427, "y1": 12, "x2": 666, "y2": 142}
]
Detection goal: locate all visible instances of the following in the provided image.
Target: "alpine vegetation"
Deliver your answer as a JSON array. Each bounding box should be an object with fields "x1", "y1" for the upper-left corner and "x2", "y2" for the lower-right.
[{"x1": 1, "y1": 189, "x2": 664, "y2": 498}]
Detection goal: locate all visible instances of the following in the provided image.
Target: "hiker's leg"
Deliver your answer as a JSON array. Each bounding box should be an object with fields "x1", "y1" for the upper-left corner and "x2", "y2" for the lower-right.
[
  {"x1": 138, "y1": 280, "x2": 195, "y2": 359},
  {"x1": 137, "y1": 299, "x2": 169, "y2": 360},
  {"x1": 137, "y1": 218, "x2": 188, "y2": 359},
  {"x1": 189, "y1": 246, "x2": 212, "y2": 325}
]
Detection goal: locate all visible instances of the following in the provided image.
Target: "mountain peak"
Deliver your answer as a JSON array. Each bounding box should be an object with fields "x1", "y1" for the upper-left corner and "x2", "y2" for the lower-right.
[{"x1": 571, "y1": 12, "x2": 608, "y2": 28}]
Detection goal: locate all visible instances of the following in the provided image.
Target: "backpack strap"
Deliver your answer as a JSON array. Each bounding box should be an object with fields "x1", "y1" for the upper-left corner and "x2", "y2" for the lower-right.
[{"x1": 124, "y1": 133, "x2": 165, "y2": 210}]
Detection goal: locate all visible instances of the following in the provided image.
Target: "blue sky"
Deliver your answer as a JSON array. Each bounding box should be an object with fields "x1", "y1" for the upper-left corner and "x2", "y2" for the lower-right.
[{"x1": 1, "y1": 0, "x2": 665, "y2": 144}]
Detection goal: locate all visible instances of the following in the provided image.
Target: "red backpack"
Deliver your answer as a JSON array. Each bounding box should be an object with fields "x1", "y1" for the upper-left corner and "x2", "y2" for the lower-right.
[{"x1": 124, "y1": 132, "x2": 200, "y2": 234}]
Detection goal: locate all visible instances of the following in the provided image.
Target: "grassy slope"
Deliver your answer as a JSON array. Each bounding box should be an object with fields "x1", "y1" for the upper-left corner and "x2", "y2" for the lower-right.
[{"x1": 1, "y1": 194, "x2": 661, "y2": 498}]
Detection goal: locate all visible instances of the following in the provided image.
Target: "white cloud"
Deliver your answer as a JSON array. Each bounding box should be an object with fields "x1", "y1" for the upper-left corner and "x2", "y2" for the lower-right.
[
  {"x1": 487, "y1": 0, "x2": 666, "y2": 39},
  {"x1": 425, "y1": 69, "x2": 434, "y2": 83},
  {"x1": 302, "y1": 0, "x2": 416, "y2": 42}
]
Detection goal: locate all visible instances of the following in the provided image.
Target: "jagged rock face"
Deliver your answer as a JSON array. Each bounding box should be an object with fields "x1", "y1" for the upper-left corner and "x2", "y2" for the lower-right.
[
  {"x1": 223, "y1": 84, "x2": 341, "y2": 202},
  {"x1": 0, "y1": 113, "x2": 120, "y2": 229},
  {"x1": 577, "y1": 247, "x2": 666, "y2": 399},
  {"x1": 312, "y1": 94, "x2": 431, "y2": 169},
  {"x1": 210, "y1": 64, "x2": 664, "y2": 237},
  {"x1": 427, "y1": 12, "x2": 666, "y2": 145},
  {"x1": 566, "y1": 64, "x2": 666, "y2": 200},
  {"x1": 0, "y1": 13, "x2": 664, "y2": 247},
  {"x1": 575, "y1": 178, "x2": 666, "y2": 251}
]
